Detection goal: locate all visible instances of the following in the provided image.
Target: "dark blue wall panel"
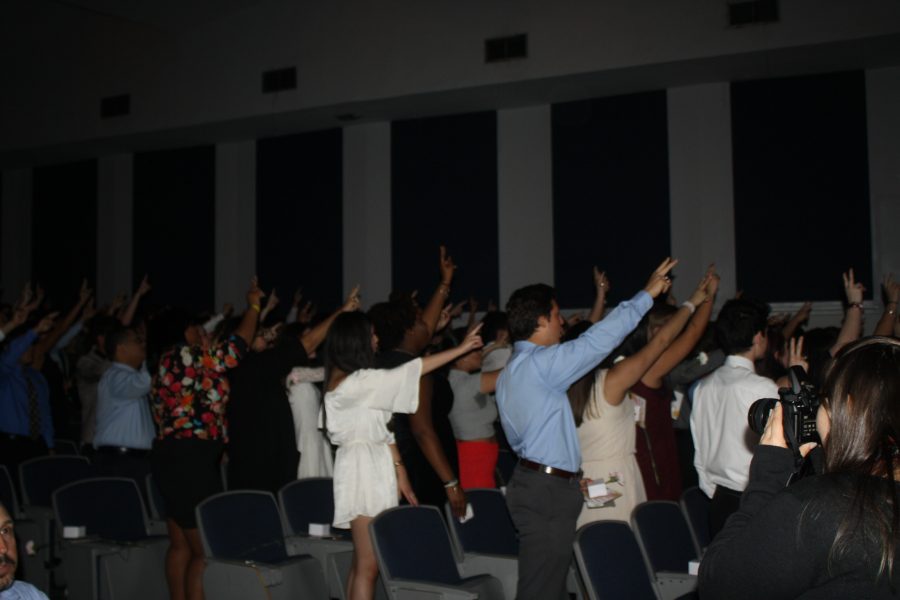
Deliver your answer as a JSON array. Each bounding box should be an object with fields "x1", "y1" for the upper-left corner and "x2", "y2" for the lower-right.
[
  {"x1": 256, "y1": 129, "x2": 343, "y2": 313},
  {"x1": 32, "y1": 160, "x2": 97, "y2": 310},
  {"x1": 391, "y1": 112, "x2": 499, "y2": 304},
  {"x1": 731, "y1": 71, "x2": 871, "y2": 302},
  {"x1": 133, "y1": 145, "x2": 215, "y2": 312},
  {"x1": 552, "y1": 92, "x2": 671, "y2": 307}
]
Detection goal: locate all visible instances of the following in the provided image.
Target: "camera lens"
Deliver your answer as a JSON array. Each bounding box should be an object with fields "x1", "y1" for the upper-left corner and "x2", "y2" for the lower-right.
[{"x1": 748, "y1": 398, "x2": 778, "y2": 435}]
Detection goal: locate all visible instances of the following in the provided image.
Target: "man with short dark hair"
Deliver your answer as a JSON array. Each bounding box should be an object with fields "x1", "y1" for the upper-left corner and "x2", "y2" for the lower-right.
[
  {"x1": 496, "y1": 259, "x2": 677, "y2": 600},
  {"x1": 690, "y1": 298, "x2": 779, "y2": 538},
  {"x1": 0, "y1": 501, "x2": 49, "y2": 600}
]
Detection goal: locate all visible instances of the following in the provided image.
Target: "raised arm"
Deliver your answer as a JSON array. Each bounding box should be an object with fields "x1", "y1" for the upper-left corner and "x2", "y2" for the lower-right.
[
  {"x1": 300, "y1": 285, "x2": 361, "y2": 355},
  {"x1": 641, "y1": 265, "x2": 719, "y2": 387},
  {"x1": 873, "y1": 274, "x2": 899, "y2": 337},
  {"x1": 588, "y1": 267, "x2": 610, "y2": 323},
  {"x1": 233, "y1": 277, "x2": 265, "y2": 346},
  {"x1": 259, "y1": 288, "x2": 279, "y2": 323},
  {"x1": 420, "y1": 324, "x2": 483, "y2": 375},
  {"x1": 34, "y1": 280, "x2": 92, "y2": 362},
  {"x1": 120, "y1": 275, "x2": 151, "y2": 326},
  {"x1": 420, "y1": 246, "x2": 456, "y2": 337},
  {"x1": 604, "y1": 269, "x2": 713, "y2": 404},
  {"x1": 1, "y1": 314, "x2": 56, "y2": 369},
  {"x1": 831, "y1": 269, "x2": 864, "y2": 355},
  {"x1": 782, "y1": 301, "x2": 812, "y2": 341}
]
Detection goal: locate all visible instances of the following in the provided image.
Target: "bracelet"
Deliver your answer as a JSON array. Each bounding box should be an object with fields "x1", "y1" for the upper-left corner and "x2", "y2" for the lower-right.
[
  {"x1": 848, "y1": 302, "x2": 864, "y2": 310},
  {"x1": 250, "y1": 304, "x2": 261, "y2": 313},
  {"x1": 681, "y1": 300, "x2": 696, "y2": 315},
  {"x1": 393, "y1": 461, "x2": 404, "y2": 468},
  {"x1": 443, "y1": 478, "x2": 459, "y2": 489}
]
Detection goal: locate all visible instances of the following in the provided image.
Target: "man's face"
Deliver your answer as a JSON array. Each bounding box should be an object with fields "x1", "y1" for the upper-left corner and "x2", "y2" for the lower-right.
[
  {"x1": 0, "y1": 505, "x2": 17, "y2": 592},
  {"x1": 534, "y1": 301, "x2": 564, "y2": 345}
]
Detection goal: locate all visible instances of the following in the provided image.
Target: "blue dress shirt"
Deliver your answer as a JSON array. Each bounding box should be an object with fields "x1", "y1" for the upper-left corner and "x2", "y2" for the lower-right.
[
  {"x1": 0, "y1": 581, "x2": 50, "y2": 600},
  {"x1": 93, "y1": 362, "x2": 155, "y2": 450},
  {"x1": 0, "y1": 331, "x2": 54, "y2": 448},
  {"x1": 496, "y1": 291, "x2": 653, "y2": 472}
]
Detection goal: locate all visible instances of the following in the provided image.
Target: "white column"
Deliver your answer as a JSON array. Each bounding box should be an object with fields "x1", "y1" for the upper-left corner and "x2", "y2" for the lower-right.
[
  {"x1": 497, "y1": 105, "x2": 555, "y2": 306},
  {"x1": 343, "y1": 122, "x2": 392, "y2": 308},
  {"x1": 866, "y1": 66, "x2": 900, "y2": 331},
  {"x1": 97, "y1": 154, "x2": 133, "y2": 303},
  {"x1": 667, "y1": 83, "x2": 736, "y2": 309},
  {"x1": 1, "y1": 168, "x2": 33, "y2": 304},
  {"x1": 215, "y1": 141, "x2": 257, "y2": 308}
]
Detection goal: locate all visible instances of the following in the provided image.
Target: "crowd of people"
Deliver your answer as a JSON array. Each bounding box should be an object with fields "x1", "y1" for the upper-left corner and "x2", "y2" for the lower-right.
[{"x1": 1, "y1": 248, "x2": 899, "y2": 600}]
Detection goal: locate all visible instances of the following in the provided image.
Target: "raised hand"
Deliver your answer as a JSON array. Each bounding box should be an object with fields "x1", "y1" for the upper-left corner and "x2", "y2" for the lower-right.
[
  {"x1": 449, "y1": 301, "x2": 466, "y2": 319},
  {"x1": 703, "y1": 263, "x2": 720, "y2": 298},
  {"x1": 594, "y1": 267, "x2": 610, "y2": 293},
  {"x1": 135, "y1": 274, "x2": 151, "y2": 297},
  {"x1": 883, "y1": 273, "x2": 900, "y2": 305},
  {"x1": 459, "y1": 322, "x2": 484, "y2": 353},
  {"x1": 342, "y1": 285, "x2": 362, "y2": 313},
  {"x1": 222, "y1": 303, "x2": 234, "y2": 317},
  {"x1": 436, "y1": 304, "x2": 453, "y2": 332},
  {"x1": 787, "y1": 336, "x2": 808, "y2": 372},
  {"x1": 264, "y1": 288, "x2": 280, "y2": 311},
  {"x1": 247, "y1": 276, "x2": 265, "y2": 307},
  {"x1": 842, "y1": 268, "x2": 865, "y2": 305},
  {"x1": 643, "y1": 258, "x2": 678, "y2": 298},
  {"x1": 35, "y1": 312, "x2": 59, "y2": 334},
  {"x1": 292, "y1": 288, "x2": 303, "y2": 307},
  {"x1": 439, "y1": 245, "x2": 456, "y2": 285}
]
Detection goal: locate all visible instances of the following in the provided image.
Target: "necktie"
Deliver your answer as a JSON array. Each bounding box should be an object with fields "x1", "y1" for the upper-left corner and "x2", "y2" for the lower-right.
[{"x1": 25, "y1": 375, "x2": 41, "y2": 440}]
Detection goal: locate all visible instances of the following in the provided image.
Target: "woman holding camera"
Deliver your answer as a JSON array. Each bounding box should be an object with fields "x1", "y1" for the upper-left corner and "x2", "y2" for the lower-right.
[{"x1": 700, "y1": 336, "x2": 900, "y2": 598}]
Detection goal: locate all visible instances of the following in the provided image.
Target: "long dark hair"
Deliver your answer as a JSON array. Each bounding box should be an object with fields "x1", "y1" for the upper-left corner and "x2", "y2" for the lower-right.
[
  {"x1": 822, "y1": 336, "x2": 900, "y2": 580},
  {"x1": 323, "y1": 312, "x2": 375, "y2": 390}
]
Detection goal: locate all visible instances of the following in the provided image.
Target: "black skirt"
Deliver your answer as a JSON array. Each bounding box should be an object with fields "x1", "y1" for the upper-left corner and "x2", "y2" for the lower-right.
[{"x1": 150, "y1": 437, "x2": 224, "y2": 529}]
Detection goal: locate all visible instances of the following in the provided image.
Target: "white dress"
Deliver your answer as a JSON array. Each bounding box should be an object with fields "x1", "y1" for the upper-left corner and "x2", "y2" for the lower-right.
[
  {"x1": 286, "y1": 367, "x2": 334, "y2": 479},
  {"x1": 325, "y1": 358, "x2": 422, "y2": 529},
  {"x1": 577, "y1": 369, "x2": 647, "y2": 527}
]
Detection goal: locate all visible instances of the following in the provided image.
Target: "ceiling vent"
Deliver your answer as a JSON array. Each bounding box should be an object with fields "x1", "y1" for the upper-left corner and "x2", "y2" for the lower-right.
[
  {"x1": 729, "y1": 0, "x2": 779, "y2": 26},
  {"x1": 485, "y1": 34, "x2": 528, "y2": 63},
  {"x1": 262, "y1": 67, "x2": 297, "y2": 93},
  {"x1": 101, "y1": 94, "x2": 130, "y2": 118}
]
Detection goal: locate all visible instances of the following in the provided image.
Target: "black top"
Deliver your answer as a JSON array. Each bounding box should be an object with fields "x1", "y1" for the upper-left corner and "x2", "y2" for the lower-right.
[
  {"x1": 226, "y1": 336, "x2": 309, "y2": 494},
  {"x1": 700, "y1": 445, "x2": 900, "y2": 599},
  {"x1": 377, "y1": 349, "x2": 458, "y2": 509}
]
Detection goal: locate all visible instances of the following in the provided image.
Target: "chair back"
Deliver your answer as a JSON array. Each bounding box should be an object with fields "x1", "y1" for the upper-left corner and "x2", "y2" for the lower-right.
[
  {"x1": 495, "y1": 450, "x2": 517, "y2": 487},
  {"x1": 445, "y1": 488, "x2": 518, "y2": 560},
  {"x1": 52, "y1": 439, "x2": 80, "y2": 455},
  {"x1": 574, "y1": 521, "x2": 658, "y2": 600},
  {"x1": 0, "y1": 465, "x2": 22, "y2": 518},
  {"x1": 370, "y1": 505, "x2": 462, "y2": 585},
  {"x1": 680, "y1": 487, "x2": 711, "y2": 551},
  {"x1": 278, "y1": 477, "x2": 335, "y2": 536},
  {"x1": 632, "y1": 501, "x2": 699, "y2": 573},
  {"x1": 196, "y1": 490, "x2": 288, "y2": 564},
  {"x1": 19, "y1": 455, "x2": 94, "y2": 508},
  {"x1": 146, "y1": 473, "x2": 167, "y2": 521},
  {"x1": 53, "y1": 477, "x2": 149, "y2": 542}
]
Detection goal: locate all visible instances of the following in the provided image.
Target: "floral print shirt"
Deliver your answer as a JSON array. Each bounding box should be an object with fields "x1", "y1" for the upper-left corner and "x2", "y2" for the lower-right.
[{"x1": 152, "y1": 336, "x2": 247, "y2": 442}]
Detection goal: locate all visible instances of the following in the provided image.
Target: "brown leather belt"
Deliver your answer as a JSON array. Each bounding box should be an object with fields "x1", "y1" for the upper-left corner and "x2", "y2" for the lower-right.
[{"x1": 518, "y1": 458, "x2": 583, "y2": 480}]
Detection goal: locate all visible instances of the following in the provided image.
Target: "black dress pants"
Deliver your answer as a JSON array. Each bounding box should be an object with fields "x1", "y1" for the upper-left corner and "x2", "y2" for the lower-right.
[
  {"x1": 709, "y1": 484, "x2": 743, "y2": 540},
  {"x1": 505, "y1": 464, "x2": 583, "y2": 600}
]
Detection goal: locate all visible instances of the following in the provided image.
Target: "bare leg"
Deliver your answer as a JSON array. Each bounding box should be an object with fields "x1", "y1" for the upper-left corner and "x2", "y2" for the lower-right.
[
  {"x1": 348, "y1": 516, "x2": 378, "y2": 600},
  {"x1": 184, "y1": 527, "x2": 206, "y2": 600},
  {"x1": 164, "y1": 519, "x2": 190, "y2": 600}
]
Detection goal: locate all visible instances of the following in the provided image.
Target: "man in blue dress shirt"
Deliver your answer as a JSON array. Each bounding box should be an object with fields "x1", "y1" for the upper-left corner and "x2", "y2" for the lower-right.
[
  {"x1": 496, "y1": 259, "x2": 676, "y2": 600},
  {"x1": 93, "y1": 325, "x2": 155, "y2": 487}
]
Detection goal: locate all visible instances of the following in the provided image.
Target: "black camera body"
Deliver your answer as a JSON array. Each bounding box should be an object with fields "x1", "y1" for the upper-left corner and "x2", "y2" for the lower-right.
[{"x1": 748, "y1": 366, "x2": 821, "y2": 449}]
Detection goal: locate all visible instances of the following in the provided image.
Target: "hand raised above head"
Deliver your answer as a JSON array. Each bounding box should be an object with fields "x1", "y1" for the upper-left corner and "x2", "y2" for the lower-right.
[
  {"x1": 342, "y1": 285, "x2": 362, "y2": 312},
  {"x1": 246, "y1": 276, "x2": 265, "y2": 305},
  {"x1": 643, "y1": 257, "x2": 678, "y2": 298},
  {"x1": 265, "y1": 288, "x2": 280, "y2": 310},
  {"x1": 439, "y1": 245, "x2": 456, "y2": 284},
  {"x1": 842, "y1": 268, "x2": 865, "y2": 304},
  {"x1": 35, "y1": 312, "x2": 59, "y2": 334},
  {"x1": 136, "y1": 274, "x2": 151, "y2": 297},
  {"x1": 459, "y1": 322, "x2": 484, "y2": 352},
  {"x1": 593, "y1": 266, "x2": 610, "y2": 292},
  {"x1": 883, "y1": 273, "x2": 900, "y2": 304}
]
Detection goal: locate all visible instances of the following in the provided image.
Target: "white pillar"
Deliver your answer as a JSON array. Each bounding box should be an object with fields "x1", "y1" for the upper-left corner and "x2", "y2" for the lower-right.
[
  {"x1": 497, "y1": 105, "x2": 555, "y2": 306},
  {"x1": 215, "y1": 141, "x2": 257, "y2": 309},
  {"x1": 343, "y1": 122, "x2": 393, "y2": 308},
  {"x1": 1, "y1": 168, "x2": 33, "y2": 304},
  {"x1": 867, "y1": 67, "x2": 900, "y2": 312},
  {"x1": 97, "y1": 154, "x2": 133, "y2": 303},
  {"x1": 667, "y1": 83, "x2": 736, "y2": 308}
]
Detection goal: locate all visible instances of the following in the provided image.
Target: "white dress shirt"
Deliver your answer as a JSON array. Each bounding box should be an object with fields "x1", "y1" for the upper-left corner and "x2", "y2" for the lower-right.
[{"x1": 690, "y1": 355, "x2": 779, "y2": 497}]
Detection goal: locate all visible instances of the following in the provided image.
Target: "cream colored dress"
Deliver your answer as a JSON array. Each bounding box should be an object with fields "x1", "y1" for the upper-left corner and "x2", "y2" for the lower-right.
[
  {"x1": 577, "y1": 369, "x2": 647, "y2": 527},
  {"x1": 286, "y1": 367, "x2": 334, "y2": 479},
  {"x1": 325, "y1": 358, "x2": 422, "y2": 529}
]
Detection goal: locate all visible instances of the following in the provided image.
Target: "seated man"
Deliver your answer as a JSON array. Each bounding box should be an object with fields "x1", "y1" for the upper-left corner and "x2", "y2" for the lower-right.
[
  {"x1": 0, "y1": 501, "x2": 49, "y2": 600},
  {"x1": 93, "y1": 325, "x2": 155, "y2": 486}
]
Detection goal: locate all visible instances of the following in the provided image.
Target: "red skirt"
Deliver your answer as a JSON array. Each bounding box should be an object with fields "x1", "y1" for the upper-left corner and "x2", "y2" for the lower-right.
[{"x1": 456, "y1": 440, "x2": 499, "y2": 489}]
